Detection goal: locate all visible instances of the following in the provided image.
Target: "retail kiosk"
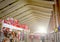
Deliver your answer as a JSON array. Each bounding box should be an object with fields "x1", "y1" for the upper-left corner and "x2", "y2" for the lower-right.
[{"x1": 0, "y1": 18, "x2": 29, "y2": 42}]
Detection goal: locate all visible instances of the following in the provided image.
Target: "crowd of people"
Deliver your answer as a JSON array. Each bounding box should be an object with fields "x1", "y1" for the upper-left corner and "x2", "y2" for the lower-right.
[{"x1": 0, "y1": 29, "x2": 20, "y2": 42}]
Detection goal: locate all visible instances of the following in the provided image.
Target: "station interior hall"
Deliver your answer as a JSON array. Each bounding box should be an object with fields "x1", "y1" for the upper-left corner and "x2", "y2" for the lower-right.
[{"x1": 0, "y1": 0, "x2": 60, "y2": 42}]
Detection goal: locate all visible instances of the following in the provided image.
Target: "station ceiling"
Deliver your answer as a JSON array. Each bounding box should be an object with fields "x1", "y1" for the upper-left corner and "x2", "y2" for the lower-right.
[{"x1": 0, "y1": 0, "x2": 54, "y2": 33}]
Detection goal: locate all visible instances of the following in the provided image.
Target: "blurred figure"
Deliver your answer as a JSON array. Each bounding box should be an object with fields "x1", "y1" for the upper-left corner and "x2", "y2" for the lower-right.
[{"x1": 2, "y1": 37, "x2": 10, "y2": 42}]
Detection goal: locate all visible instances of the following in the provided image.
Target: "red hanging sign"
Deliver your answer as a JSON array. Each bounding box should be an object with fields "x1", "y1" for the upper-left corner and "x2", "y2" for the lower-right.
[
  {"x1": 3, "y1": 18, "x2": 29, "y2": 30},
  {"x1": 21, "y1": 24, "x2": 28, "y2": 30}
]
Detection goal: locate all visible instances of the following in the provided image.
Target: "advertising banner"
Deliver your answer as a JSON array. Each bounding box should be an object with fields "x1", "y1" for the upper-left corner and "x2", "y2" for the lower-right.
[{"x1": 2, "y1": 18, "x2": 29, "y2": 31}]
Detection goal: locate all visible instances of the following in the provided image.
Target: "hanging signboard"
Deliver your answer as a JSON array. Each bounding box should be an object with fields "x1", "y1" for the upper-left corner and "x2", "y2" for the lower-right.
[
  {"x1": 2, "y1": 18, "x2": 29, "y2": 31},
  {"x1": 2, "y1": 23, "x2": 23, "y2": 30},
  {"x1": 21, "y1": 24, "x2": 28, "y2": 30}
]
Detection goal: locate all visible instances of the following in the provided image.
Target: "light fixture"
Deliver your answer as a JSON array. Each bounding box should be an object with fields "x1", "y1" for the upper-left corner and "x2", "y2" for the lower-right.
[{"x1": 35, "y1": 26, "x2": 47, "y2": 34}]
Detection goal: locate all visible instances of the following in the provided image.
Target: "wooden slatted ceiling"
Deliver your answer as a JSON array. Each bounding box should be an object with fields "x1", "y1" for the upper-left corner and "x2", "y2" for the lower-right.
[
  {"x1": 14, "y1": 10, "x2": 32, "y2": 19},
  {"x1": 22, "y1": 18, "x2": 50, "y2": 25},
  {"x1": 30, "y1": 5, "x2": 53, "y2": 13},
  {"x1": 28, "y1": 0, "x2": 54, "y2": 9},
  {"x1": 0, "y1": 0, "x2": 17, "y2": 10},
  {"x1": 0, "y1": 3, "x2": 28, "y2": 18},
  {"x1": 0, "y1": 0, "x2": 54, "y2": 33},
  {"x1": 0, "y1": 0, "x2": 26, "y2": 13},
  {"x1": 21, "y1": 17, "x2": 37, "y2": 23},
  {"x1": 32, "y1": 11, "x2": 51, "y2": 17},
  {"x1": 22, "y1": 19, "x2": 49, "y2": 25},
  {"x1": 2, "y1": 7, "x2": 31, "y2": 19},
  {"x1": 19, "y1": 13, "x2": 50, "y2": 22}
]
